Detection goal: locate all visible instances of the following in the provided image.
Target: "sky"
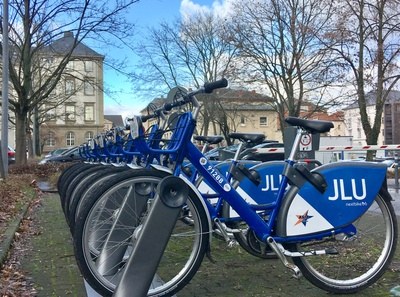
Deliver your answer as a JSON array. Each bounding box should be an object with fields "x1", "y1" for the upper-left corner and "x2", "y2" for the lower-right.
[{"x1": 102, "y1": 0, "x2": 227, "y2": 119}]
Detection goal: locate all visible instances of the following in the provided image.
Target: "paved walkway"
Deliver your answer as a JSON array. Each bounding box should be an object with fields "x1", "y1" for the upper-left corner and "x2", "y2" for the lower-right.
[
  {"x1": 12, "y1": 181, "x2": 400, "y2": 296},
  {"x1": 20, "y1": 192, "x2": 87, "y2": 297}
]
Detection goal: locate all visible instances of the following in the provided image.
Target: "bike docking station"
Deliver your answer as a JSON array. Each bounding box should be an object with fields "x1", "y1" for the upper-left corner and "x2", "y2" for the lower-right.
[
  {"x1": 112, "y1": 175, "x2": 188, "y2": 297},
  {"x1": 284, "y1": 126, "x2": 320, "y2": 168}
]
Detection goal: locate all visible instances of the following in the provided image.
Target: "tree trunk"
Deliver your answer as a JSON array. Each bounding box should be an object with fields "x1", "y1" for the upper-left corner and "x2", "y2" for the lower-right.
[
  {"x1": 15, "y1": 111, "x2": 28, "y2": 165},
  {"x1": 33, "y1": 107, "x2": 41, "y2": 157}
]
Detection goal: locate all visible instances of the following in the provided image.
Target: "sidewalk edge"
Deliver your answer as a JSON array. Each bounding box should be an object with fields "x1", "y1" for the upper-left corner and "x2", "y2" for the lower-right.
[{"x1": 0, "y1": 203, "x2": 30, "y2": 266}]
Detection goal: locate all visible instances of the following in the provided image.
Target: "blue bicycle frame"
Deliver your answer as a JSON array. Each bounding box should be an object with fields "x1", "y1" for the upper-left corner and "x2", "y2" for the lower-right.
[{"x1": 131, "y1": 92, "x2": 387, "y2": 251}]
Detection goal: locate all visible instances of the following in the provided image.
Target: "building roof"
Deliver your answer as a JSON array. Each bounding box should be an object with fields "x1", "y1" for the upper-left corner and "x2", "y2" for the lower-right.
[
  {"x1": 140, "y1": 88, "x2": 275, "y2": 113},
  {"x1": 307, "y1": 111, "x2": 344, "y2": 121},
  {"x1": 42, "y1": 31, "x2": 104, "y2": 59},
  {"x1": 104, "y1": 115, "x2": 124, "y2": 128},
  {"x1": 344, "y1": 90, "x2": 400, "y2": 109},
  {"x1": 214, "y1": 88, "x2": 274, "y2": 102}
]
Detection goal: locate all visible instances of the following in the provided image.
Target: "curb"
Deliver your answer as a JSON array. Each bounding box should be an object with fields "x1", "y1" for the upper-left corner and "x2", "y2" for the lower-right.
[
  {"x1": 0, "y1": 203, "x2": 30, "y2": 266},
  {"x1": 37, "y1": 181, "x2": 58, "y2": 193},
  {"x1": 1, "y1": 181, "x2": 62, "y2": 268}
]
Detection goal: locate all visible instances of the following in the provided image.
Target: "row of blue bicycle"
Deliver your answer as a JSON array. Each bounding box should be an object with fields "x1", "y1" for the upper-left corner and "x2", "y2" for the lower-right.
[{"x1": 57, "y1": 79, "x2": 398, "y2": 296}]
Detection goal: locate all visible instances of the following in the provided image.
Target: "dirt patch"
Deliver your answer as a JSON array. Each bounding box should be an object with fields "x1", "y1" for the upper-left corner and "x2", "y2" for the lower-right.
[
  {"x1": 0, "y1": 202, "x2": 40, "y2": 296},
  {"x1": 178, "y1": 237, "x2": 400, "y2": 297}
]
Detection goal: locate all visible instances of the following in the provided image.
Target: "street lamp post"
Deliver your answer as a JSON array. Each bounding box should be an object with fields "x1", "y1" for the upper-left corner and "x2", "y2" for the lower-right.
[{"x1": 1, "y1": 0, "x2": 10, "y2": 177}]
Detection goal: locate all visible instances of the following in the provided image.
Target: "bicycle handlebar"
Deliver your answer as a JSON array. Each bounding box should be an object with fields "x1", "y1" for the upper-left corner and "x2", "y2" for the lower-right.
[
  {"x1": 164, "y1": 78, "x2": 228, "y2": 111},
  {"x1": 203, "y1": 78, "x2": 228, "y2": 93},
  {"x1": 128, "y1": 78, "x2": 228, "y2": 125}
]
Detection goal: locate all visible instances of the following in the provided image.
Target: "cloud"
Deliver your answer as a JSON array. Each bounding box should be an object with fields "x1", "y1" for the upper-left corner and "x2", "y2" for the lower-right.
[
  {"x1": 180, "y1": 0, "x2": 234, "y2": 19},
  {"x1": 180, "y1": 0, "x2": 210, "y2": 17},
  {"x1": 104, "y1": 104, "x2": 139, "y2": 120}
]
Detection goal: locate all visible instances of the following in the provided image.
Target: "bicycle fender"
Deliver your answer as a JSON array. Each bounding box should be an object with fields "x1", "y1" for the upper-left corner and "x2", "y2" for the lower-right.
[
  {"x1": 277, "y1": 161, "x2": 387, "y2": 237},
  {"x1": 150, "y1": 164, "x2": 173, "y2": 174},
  {"x1": 151, "y1": 164, "x2": 213, "y2": 237}
]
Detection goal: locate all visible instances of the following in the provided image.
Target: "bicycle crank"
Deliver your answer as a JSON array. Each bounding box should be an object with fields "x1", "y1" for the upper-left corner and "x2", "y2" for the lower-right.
[{"x1": 266, "y1": 237, "x2": 302, "y2": 279}]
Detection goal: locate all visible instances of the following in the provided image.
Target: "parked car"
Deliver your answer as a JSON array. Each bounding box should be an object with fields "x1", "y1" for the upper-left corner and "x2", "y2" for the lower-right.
[
  {"x1": 376, "y1": 158, "x2": 395, "y2": 167},
  {"x1": 240, "y1": 142, "x2": 284, "y2": 162},
  {"x1": 39, "y1": 146, "x2": 81, "y2": 164},
  {"x1": 387, "y1": 162, "x2": 400, "y2": 175},
  {"x1": 8, "y1": 146, "x2": 16, "y2": 164},
  {"x1": 44, "y1": 147, "x2": 69, "y2": 158},
  {"x1": 216, "y1": 144, "x2": 240, "y2": 160},
  {"x1": 203, "y1": 146, "x2": 225, "y2": 160},
  {"x1": 207, "y1": 140, "x2": 284, "y2": 162}
]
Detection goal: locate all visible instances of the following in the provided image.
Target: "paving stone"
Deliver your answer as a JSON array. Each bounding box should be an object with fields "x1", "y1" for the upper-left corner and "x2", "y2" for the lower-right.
[{"x1": 20, "y1": 192, "x2": 87, "y2": 297}]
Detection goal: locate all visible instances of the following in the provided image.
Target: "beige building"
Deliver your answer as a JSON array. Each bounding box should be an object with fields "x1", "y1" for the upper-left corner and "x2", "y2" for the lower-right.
[
  {"x1": 343, "y1": 91, "x2": 400, "y2": 148},
  {"x1": 203, "y1": 89, "x2": 282, "y2": 143},
  {"x1": 141, "y1": 89, "x2": 345, "y2": 145},
  {"x1": 305, "y1": 111, "x2": 346, "y2": 137},
  {"x1": 40, "y1": 32, "x2": 105, "y2": 153}
]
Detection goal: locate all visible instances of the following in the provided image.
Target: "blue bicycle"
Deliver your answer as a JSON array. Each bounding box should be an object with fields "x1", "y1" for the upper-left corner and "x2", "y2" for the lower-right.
[{"x1": 72, "y1": 79, "x2": 397, "y2": 296}]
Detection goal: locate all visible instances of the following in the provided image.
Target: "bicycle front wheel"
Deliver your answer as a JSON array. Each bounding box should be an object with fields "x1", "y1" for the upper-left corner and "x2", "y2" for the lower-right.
[
  {"x1": 291, "y1": 191, "x2": 397, "y2": 294},
  {"x1": 73, "y1": 169, "x2": 210, "y2": 296}
]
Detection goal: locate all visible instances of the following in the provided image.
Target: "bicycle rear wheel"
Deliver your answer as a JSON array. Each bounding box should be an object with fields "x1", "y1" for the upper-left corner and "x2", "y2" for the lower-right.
[
  {"x1": 290, "y1": 191, "x2": 397, "y2": 294},
  {"x1": 73, "y1": 169, "x2": 210, "y2": 296}
]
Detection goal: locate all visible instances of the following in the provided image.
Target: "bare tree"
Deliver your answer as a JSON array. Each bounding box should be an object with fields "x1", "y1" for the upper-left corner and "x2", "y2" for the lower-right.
[
  {"x1": 326, "y1": 0, "x2": 400, "y2": 157},
  {"x1": 131, "y1": 12, "x2": 237, "y2": 136},
  {"x1": 226, "y1": 0, "x2": 343, "y2": 136},
  {"x1": 1, "y1": 0, "x2": 138, "y2": 164}
]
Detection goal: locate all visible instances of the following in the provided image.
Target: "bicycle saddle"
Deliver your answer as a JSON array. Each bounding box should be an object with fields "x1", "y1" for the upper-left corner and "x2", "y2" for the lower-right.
[
  {"x1": 285, "y1": 117, "x2": 333, "y2": 134},
  {"x1": 193, "y1": 135, "x2": 224, "y2": 145},
  {"x1": 229, "y1": 132, "x2": 265, "y2": 144}
]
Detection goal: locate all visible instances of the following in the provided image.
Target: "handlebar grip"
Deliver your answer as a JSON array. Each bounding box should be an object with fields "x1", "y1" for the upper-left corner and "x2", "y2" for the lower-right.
[
  {"x1": 164, "y1": 102, "x2": 174, "y2": 111},
  {"x1": 204, "y1": 78, "x2": 228, "y2": 93},
  {"x1": 164, "y1": 99, "x2": 186, "y2": 111},
  {"x1": 140, "y1": 114, "x2": 155, "y2": 123}
]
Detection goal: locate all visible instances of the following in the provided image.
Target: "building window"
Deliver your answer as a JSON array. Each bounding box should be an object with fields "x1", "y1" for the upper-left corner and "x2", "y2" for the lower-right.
[
  {"x1": 85, "y1": 61, "x2": 93, "y2": 72},
  {"x1": 45, "y1": 131, "x2": 56, "y2": 146},
  {"x1": 260, "y1": 116, "x2": 268, "y2": 126},
  {"x1": 41, "y1": 57, "x2": 54, "y2": 70},
  {"x1": 85, "y1": 131, "x2": 94, "y2": 141},
  {"x1": 240, "y1": 116, "x2": 245, "y2": 125},
  {"x1": 84, "y1": 104, "x2": 95, "y2": 121},
  {"x1": 347, "y1": 119, "x2": 352, "y2": 129},
  {"x1": 45, "y1": 105, "x2": 56, "y2": 121},
  {"x1": 84, "y1": 79, "x2": 95, "y2": 96},
  {"x1": 66, "y1": 131, "x2": 75, "y2": 146},
  {"x1": 65, "y1": 104, "x2": 76, "y2": 121},
  {"x1": 65, "y1": 78, "x2": 75, "y2": 95}
]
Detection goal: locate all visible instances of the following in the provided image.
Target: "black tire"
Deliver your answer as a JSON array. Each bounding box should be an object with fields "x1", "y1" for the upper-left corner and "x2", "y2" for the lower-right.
[
  {"x1": 73, "y1": 168, "x2": 210, "y2": 296},
  {"x1": 59, "y1": 163, "x2": 94, "y2": 210},
  {"x1": 291, "y1": 192, "x2": 398, "y2": 294},
  {"x1": 62, "y1": 164, "x2": 104, "y2": 220},
  {"x1": 57, "y1": 162, "x2": 85, "y2": 193},
  {"x1": 67, "y1": 166, "x2": 129, "y2": 232}
]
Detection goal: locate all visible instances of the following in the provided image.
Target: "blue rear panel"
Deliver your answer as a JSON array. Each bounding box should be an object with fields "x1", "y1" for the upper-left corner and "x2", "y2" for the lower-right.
[{"x1": 283, "y1": 162, "x2": 386, "y2": 236}]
